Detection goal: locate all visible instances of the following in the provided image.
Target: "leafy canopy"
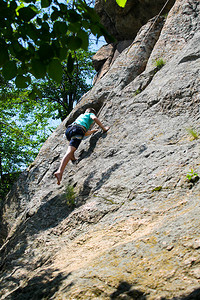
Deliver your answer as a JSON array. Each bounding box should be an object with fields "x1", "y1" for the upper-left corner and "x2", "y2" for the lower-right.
[
  {"x1": 0, "y1": 0, "x2": 111, "y2": 88},
  {"x1": 0, "y1": 78, "x2": 57, "y2": 199},
  {"x1": 39, "y1": 48, "x2": 96, "y2": 120}
]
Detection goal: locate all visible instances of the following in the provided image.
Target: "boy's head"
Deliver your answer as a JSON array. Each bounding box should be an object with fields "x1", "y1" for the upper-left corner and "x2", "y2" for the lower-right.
[{"x1": 86, "y1": 108, "x2": 96, "y2": 115}]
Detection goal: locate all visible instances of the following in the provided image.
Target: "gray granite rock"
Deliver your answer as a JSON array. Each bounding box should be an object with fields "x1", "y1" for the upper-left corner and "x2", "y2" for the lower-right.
[{"x1": 0, "y1": 1, "x2": 200, "y2": 299}]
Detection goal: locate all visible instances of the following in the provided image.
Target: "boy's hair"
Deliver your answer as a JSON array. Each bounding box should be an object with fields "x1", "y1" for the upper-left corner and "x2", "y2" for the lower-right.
[{"x1": 86, "y1": 108, "x2": 96, "y2": 115}]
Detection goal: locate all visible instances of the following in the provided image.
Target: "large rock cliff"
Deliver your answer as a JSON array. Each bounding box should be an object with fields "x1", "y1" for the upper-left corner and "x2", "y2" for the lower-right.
[{"x1": 0, "y1": 0, "x2": 200, "y2": 299}]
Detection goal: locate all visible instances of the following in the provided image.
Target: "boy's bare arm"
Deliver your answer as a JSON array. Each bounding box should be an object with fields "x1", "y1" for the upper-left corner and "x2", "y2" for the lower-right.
[
  {"x1": 85, "y1": 129, "x2": 98, "y2": 136},
  {"x1": 91, "y1": 115, "x2": 110, "y2": 132}
]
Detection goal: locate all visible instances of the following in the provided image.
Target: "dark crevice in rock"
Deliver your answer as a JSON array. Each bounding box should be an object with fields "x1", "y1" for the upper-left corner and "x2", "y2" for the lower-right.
[
  {"x1": 37, "y1": 169, "x2": 49, "y2": 185},
  {"x1": 50, "y1": 154, "x2": 60, "y2": 164},
  {"x1": 179, "y1": 54, "x2": 200, "y2": 63}
]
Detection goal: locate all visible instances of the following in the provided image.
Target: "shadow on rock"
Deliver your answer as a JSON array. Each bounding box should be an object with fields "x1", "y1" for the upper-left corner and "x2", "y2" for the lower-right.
[
  {"x1": 94, "y1": 162, "x2": 121, "y2": 192},
  {"x1": 0, "y1": 171, "x2": 31, "y2": 245},
  {"x1": 77, "y1": 171, "x2": 95, "y2": 202},
  {"x1": 7, "y1": 269, "x2": 72, "y2": 300},
  {"x1": 169, "y1": 288, "x2": 200, "y2": 300},
  {"x1": 77, "y1": 131, "x2": 108, "y2": 162},
  {"x1": 78, "y1": 162, "x2": 121, "y2": 202},
  {"x1": 110, "y1": 284, "x2": 200, "y2": 300},
  {"x1": 110, "y1": 281, "x2": 146, "y2": 299},
  {"x1": 0, "y1": 191, "x2": 73, "y2": 278}
]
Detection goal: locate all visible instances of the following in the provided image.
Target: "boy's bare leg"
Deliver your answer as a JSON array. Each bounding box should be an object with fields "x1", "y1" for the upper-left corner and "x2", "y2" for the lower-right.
[
  {"x1": 54, "y1": 145, "x2": 76, "y2": 185},
  {"x1": 71, "y1": 152, "x2": 76, "y2": 162}
]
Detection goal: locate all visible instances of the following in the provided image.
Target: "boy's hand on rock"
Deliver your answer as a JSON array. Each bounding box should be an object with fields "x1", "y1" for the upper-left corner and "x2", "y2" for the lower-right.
[{"x1": 103, "y1": 126, "x2": 110, "y2": 133}]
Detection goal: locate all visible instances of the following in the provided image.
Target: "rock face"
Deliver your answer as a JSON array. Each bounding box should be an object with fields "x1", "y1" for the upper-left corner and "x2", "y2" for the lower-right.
[
  {"x1": 95, "y1": 0, "x2": 176, "y2": 41},
  {"x1": 92, "y1": 40, "x2": 133, "y2": 84},
  {"x1": 0, "y1": 0, "x2": 200, "y2": 299}
]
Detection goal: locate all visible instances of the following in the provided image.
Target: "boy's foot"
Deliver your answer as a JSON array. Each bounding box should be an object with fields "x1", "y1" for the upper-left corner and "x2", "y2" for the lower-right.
[
  {"x1": 54, "y1": 172, "x2": 62, "y2": 185},
  {"x1": 71, "y1": 159, "x2": 77, "y2": 165}
]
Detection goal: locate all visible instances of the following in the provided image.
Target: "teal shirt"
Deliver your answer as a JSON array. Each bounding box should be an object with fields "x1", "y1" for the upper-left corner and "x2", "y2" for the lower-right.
[{"x1": 74, "y1": 113, "x2": 95, "y2": 131}]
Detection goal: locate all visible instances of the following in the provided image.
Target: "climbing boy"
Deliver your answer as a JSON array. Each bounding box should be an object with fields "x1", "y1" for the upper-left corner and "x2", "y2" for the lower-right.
[{"x1": 54, "y1": 108, "x2": 110, "y2": 185}]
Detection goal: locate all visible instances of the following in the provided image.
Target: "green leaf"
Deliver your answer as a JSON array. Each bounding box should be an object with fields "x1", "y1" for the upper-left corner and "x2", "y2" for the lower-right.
[
  {"x1": 67, "y1": 36, "x2": 82, "y2": 50},
  {"x1": 15, "y1": 75, "x2": 30, "y2": 88},
  {"x1": 18, "y1": 5, "x2": 38, "y2": 22},
  {"x1": 10, "y1": 43, "x2": 30, "y2": 61},
  {"x1": 2, "y1": 61, "x2": 18, "y2": 80},
  {"x1": 116, "y1": 0, "x2": 127, "y2": 7},
  {"x1": 0, "y1": 47, "x2": 9, "y2": 67},
  {"x1": 68, "y1": 22, "x2": 82, "y2": 34},
  {"x1": 37, "y1": 17, "x2": 43, "y2": 25},
  {"x1": 15, "y1": 3, "x2": 24, "y2": 16},
  {"x1": 53, "y1": 21, "x2": 68, "y2": 35},
  {"x1": 38, "y1": 44, "x2": 54, "y2": 61},
  {"x1": 51, "y1": 10, "x2": 60, "y2": 21},
  {"x1": 47, "y1": 59, "x2": 63, "y2": 83},
  {"x1": 41, "y1": 0, "x2": 51, "y2": 8},
  {"x1": 41, "y1": 22, "x2": 50, "y2": 39},
  {"x1": 186, "y1": 174, "x2": 192, "y2": 180},
  {"x1": 59, "y1": 3, "x2": 68, "y2": 14},
  {"x1": 43, "y1": 13, "x2": 49, "y2": 21},
  {"x1": 67, "y1": 53, "x2": 75, "y2": 74},
  {"x1": 81, "y1": 20, "x2": 90, "y2": 30},
  {"x1": 68, "y1": 9, "x2": 82, "y2": 23},
  {"x1": 31, "y1": 59, "x2": 46, "y2": 78},
  {"x1": 84, "y1": 6, "x2": 100, "y2": 23},
  {"x1": 77, "y1": 30, "x2": 89, "y2": 51},
  {"x1": 29, "y1": 86, "x2": 42, "y2": 99},
  {"x1": 32, "y1": 86, "x2": 42, "y2": 98},
  {"x1": 25, "y1": 23, "x2": 40, "y2": 41},
  {"x1": 9, "y1": 0, "x2": 17, "y2": 11},
  {"x1": 56, "y1": 47, "x2": 68, "y2": 61}
]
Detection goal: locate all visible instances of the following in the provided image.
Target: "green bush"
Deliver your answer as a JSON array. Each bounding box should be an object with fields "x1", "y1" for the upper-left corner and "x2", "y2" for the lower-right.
[
  {"x1": 154, "y1": 58, "x2": 166, "y2": 71},
  {"x1": 66, "y1": 185, "x2": 76, "y2": 207},
  {"x1": 186, "y1": 169, "x2": 199, "y2": 182},
  {"x1": 186, "y1": 128, "x2": 199, "y2": 140}
]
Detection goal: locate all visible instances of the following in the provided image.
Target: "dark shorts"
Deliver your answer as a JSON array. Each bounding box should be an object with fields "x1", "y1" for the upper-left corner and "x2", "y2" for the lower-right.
[{"x1": 65, "y1": 125, "x2": 86, "y2": 149}]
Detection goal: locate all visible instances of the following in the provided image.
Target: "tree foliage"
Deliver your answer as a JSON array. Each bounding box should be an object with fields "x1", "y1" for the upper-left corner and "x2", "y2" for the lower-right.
[
  {"x1": 0, "y1": 0, "x2": 111, "y2": 89},
  {"x1": 39, "y1": 48, "x2": 95, "y2": 120},
  {"x1": 0, "y1": 77, "x2": 56, "y2": 199}
]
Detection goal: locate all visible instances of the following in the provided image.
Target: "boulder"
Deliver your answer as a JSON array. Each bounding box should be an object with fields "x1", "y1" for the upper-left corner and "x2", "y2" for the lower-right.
[
  {"x1": 95, "y1": 0, "x2": 176, "y2": 41},
  {"x1": 92, "y1": 44, "x2": 115, "y2": 72}
]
